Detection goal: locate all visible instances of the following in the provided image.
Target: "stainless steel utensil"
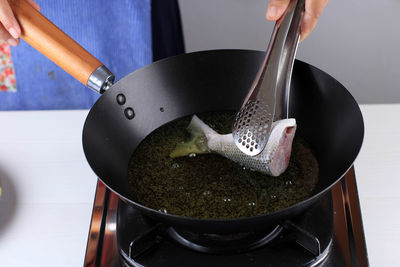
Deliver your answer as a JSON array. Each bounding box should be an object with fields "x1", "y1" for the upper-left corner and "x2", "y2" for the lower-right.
[{"x1": 232, "y1": 0, "x2": 305, "y2": 156}]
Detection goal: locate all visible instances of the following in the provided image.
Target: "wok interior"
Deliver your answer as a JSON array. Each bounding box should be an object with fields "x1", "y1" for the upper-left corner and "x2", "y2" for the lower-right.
[{"x1": 83, "y1": 50, "x2": 363, "y2": 231}]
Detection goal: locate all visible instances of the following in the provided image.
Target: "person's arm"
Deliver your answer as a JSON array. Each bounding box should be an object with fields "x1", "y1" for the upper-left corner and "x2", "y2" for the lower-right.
[
  {"x1": 0, "y1": 0, "x2": 40, "y2": 46},
  {"x1": 266, "y1": 0, "x2": 329, "y2": 41}
]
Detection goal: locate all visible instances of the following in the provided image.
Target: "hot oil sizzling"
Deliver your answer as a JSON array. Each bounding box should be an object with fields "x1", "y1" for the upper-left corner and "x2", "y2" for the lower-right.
[{"x1": 128, "y1": 112, "x2": 319, "y2": 219}]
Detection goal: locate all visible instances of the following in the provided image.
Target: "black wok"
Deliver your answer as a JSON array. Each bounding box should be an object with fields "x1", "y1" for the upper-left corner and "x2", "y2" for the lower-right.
[
  {"x1": 13, "y1": 1, "x2": 364, "y2": 234},
  {"x1": 83, "y1": 50, "x2": 364, "y2": 234}
]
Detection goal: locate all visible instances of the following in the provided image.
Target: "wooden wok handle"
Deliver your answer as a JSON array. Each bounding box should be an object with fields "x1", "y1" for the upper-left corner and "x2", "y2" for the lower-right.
[{"x1": 9, "y1": 0, "x2": 114, "y2": 93}]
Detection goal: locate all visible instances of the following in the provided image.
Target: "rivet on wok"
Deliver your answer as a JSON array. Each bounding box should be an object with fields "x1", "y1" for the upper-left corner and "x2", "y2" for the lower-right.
[
  {"x1": 124, "y1": 107, "x2": 135, "y2": 120},
  {"x1": 116, "y1": 94, "x2": 126, "y2": 105}
]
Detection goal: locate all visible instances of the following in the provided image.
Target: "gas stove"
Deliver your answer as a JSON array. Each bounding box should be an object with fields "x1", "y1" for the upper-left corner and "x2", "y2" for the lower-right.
[{"x1": 83, "y1": 166, "x2": 368, "y2": 267}]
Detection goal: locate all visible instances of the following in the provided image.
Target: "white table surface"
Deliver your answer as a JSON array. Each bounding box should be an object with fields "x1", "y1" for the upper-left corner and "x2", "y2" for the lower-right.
[{"x1": 0, "y1": 105, "x2": 399, "y2": 266}]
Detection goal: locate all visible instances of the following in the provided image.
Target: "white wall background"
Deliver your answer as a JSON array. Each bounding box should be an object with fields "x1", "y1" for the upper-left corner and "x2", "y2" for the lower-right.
[{"x1": 178, "y1": 0, "x2": 400, "y2": 104}]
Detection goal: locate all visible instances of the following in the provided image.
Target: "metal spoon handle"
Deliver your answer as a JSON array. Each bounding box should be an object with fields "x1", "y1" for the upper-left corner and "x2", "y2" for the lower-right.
[
  {"x1": 232, "y1": 0, "x2": 305, "y2": 156},
  {"x1": 270, "y1": 0, "x2": 305, "y2": 120},
  {"x1": 255, "y1": 0, "x2": 305, "y2": 120}
]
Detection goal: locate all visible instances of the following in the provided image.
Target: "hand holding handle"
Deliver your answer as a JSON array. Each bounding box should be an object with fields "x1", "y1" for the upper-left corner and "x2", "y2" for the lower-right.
[{"x1": 9, "y1": 0, "x2": 114, "y2": 93}]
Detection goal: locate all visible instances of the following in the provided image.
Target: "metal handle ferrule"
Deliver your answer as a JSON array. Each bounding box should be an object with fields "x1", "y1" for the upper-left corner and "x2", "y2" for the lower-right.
[{"x1": 87, "y1": 65, "x2": 115, "y2": 94}]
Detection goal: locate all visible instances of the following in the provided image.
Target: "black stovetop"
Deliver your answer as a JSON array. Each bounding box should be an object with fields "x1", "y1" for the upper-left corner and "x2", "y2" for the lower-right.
[{"x1": 84, "y1": 167, "x2": 368, "y2": 267}]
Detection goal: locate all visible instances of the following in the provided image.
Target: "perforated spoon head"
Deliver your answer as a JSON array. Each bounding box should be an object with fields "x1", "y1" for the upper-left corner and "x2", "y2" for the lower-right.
[{"x1": 232, "y1": 99, "x2": 273, "y2": 156}]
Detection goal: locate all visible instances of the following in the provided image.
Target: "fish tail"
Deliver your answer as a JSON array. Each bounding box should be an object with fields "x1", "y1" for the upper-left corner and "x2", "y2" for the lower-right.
[
  {"x1": 169, "y1": 115, "x2": 214, "y2": 158},
  {"x1": 187, "y1": 115, "x2": 217, "y2": 138}
]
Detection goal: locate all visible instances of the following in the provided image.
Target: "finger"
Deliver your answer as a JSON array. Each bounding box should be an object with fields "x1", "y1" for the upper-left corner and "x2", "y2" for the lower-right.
[
  {"x1": 25, "y1": 0, "x2": 40, "y2": 11},
  {"x1": 266, "y1": 0, "x2": 291, "y2": 21},
  {"x1": 0, "y1": 0, "x2": 21, "y2": 39},
  {"x1": 0, "y1": 23, "x2": 19, "y2": 46},
  {"x1": 300, "y1": 0, "x2": 329, "y2": 41}
]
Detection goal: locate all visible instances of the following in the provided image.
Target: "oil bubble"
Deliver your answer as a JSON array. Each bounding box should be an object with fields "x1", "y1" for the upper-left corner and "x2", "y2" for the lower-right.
[
  {"x1": 158, "y1": 208, "x2": 168, "y2": 213},
  {"x1": 172, "y1": 163, "x2": 180, "y2": 169},
  {"x1": 203, "y1": 190, "x2": 211, "y2": 196}
]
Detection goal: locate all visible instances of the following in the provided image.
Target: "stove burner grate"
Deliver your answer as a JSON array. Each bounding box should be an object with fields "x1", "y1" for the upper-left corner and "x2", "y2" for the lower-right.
[
  {"x1": 117, "y1": 191, "x2": 334, "y2": 267},
  {"x1": 165, "y1": 225, "x2": 282, "y2": 254}
]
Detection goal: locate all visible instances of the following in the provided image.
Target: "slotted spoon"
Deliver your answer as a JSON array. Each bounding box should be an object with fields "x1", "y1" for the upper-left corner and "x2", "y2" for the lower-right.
[{"x1": 232, "y1": 0, "x2": 305, "y2": 156}]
